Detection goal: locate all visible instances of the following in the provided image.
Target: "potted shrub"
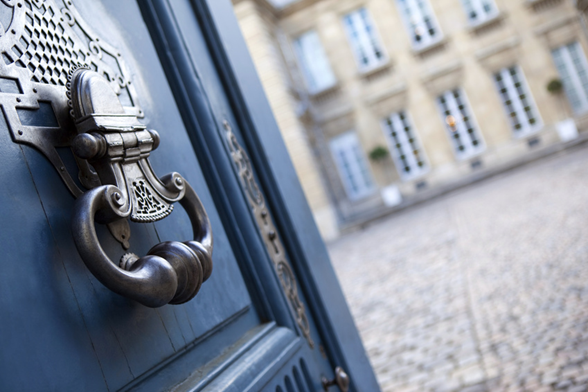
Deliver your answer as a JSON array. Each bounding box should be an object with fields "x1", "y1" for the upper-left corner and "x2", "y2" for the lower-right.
[{"x1": 547, "y1": 78, "x2": 578, "y2": 142}]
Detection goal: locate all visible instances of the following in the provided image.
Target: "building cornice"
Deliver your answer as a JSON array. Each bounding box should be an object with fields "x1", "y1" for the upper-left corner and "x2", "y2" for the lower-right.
[
  {"x1": 232, "y1": 0, "x2": 279, "y2": 17},
  {"x1": 232, "y1": 0, "x2": 328, "y2": 19}
]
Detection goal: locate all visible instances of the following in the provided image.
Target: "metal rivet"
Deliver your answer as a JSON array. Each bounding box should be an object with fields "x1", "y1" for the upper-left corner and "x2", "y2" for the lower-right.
[
  {"x1": 60, "y1": 166, "x2": 65, "y2": 171},
  {"x1": 175, "y1": 177, "x2": 184, "y2": 186},
  {"x1": 17, "y1": 130, "x2": 22, "y2": 135},
  {"x1": 32, "y1": 88, "x2": 37, "y2": 93},
  {"x1": 16, "y1": 97, "x2": 21, "y2": 102},
  {"x1": 111, "y1": 191, "x2": 124, "y2": 207},
  {"x1": 268, "y1": 230, "x2": 276, "y2": 240}
]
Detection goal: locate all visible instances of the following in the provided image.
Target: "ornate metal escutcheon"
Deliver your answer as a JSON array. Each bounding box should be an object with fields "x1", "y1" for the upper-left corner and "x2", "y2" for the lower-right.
[{"x1": 2, "y1": 0, "x2": 212, "y2": 308}]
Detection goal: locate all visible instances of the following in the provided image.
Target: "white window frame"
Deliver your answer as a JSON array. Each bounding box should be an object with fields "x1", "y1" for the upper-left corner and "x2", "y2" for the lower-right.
[
  {"x1": 342, "y1": 8, "x2": 387, "y2": 72},
  {"x1": 436, "y1": 89, "x2": 485, "y2": 160},
  {"x1": 460, "y1": 0, "x2": 499, "y2": 25},
  {"x1": 396, "y1": 0, "x2": 443, "y2": 50},
  {"x1": 493, "y1": 66, "x2": 543, "y2": 137},
  {"x1": 293, "y1": 30, "x2": 337, "y2": 94},
  {"x1": 329, "y1": 132, "x2": 376, "y2": 200},
  {"x1": 552, "y1": 42, "x2": 588, "y2": 115},
  {"x1": 381, "y1": 111, "x2": 429, "y2": 180}
]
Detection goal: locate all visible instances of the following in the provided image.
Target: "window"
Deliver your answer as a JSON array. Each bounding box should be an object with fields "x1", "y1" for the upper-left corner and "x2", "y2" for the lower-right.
[
  {"x1": 437, "y1": 89, "x2": 484, "y2": 159},
  {"x1": 552, "y1": 42, "x2": 588, "y2": 114},
  {"x1": 396, "y1": 0, "x2": 441, "y2": 49},
  {"x1": 494, "y1": 66, "x2": 542, "y2": 136},
  {"x1": 382, "y1": 111, "x2": 428, "y2": 180},
  {"x1": 293, "y1": 30, "x2": 337, "y2": 94},
  {"x1": 342, "y1": 8, "x2": 386, "y2": 71},
  {"x1": 329, "y1": 132, "x2": 375, "y2": 200},
  {"x1": 460, "y1": 0, "x2": 498, "y2": 24}
]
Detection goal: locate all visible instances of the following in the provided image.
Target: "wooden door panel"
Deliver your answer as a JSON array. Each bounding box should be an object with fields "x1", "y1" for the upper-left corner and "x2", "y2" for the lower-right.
[{"x1": 0, "y1": 115, "x2": 109, "y2": 391}]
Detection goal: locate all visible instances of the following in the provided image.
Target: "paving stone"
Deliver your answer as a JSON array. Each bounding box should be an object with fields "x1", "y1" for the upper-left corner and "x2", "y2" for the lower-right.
[
  {"x1": 567, "y1": 385, "x2": 588, "y2": 392},
  {"x1": 555, "y1": 380, "x2": 574, "y2": 390},
  {"x1": 329, "y1": 148, "x2": 588, "y2": 392}
]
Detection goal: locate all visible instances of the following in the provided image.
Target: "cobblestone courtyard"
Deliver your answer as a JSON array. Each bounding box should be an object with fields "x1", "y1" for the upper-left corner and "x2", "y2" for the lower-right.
[{"x1": 328, "y1": 146, "x2": 588, "y2": 392}]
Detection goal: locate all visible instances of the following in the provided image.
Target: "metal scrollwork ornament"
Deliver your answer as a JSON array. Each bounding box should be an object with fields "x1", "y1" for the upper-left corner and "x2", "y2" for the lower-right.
[{"x1": 223, "y1": 121, "x2": 314, "y2": 348}]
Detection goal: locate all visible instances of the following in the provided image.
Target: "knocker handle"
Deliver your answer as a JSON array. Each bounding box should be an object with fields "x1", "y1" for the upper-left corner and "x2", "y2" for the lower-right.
[{"x1": 72, "y1": 174, "x2": 213, "y2": 308}]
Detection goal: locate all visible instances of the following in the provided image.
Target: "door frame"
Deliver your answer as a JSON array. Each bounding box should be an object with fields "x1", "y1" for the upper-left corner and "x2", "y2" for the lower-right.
[{"x1": 140, "y1": 1, "x2": 380, "y2": 391}]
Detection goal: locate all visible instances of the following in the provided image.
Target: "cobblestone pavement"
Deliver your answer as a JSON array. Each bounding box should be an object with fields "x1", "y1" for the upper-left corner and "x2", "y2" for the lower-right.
[{"x1": 328, "y1": 147, "x2": 588, "y2": 392}]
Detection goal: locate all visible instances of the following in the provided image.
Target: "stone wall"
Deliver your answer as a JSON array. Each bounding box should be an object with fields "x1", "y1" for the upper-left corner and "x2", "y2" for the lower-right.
[{"x1": 233, "y1": 0, "x2": 588, "y2": 239}]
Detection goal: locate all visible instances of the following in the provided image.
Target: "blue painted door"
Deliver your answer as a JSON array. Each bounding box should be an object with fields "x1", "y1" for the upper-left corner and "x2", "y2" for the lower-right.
[{"x1": 0, "y1": 0, "x2": 379, "y2": 391}]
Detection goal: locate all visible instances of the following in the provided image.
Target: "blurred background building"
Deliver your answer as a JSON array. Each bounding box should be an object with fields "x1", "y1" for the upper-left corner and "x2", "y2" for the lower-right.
[{"x1": 232, "y1": 0, "x2": 588, "y2": 241}]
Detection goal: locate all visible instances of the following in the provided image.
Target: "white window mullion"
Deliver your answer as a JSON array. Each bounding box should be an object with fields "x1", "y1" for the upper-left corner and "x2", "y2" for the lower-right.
[
  {"x1": 343, "y1": 15, "x2": 368, "y2": 67},
  {"x1": 561, "y1": 46, "x2": 588, "y2": 112},
  {"x1": 293, "y1": 30, "x2": 336, "y2": 93},
  {"x1": 390, "y1": 114, "x2": 420, "y2": 173},
  {"x1": 445, "y1": 92, "x2": 473, "y2": 156},
  {"x1": 330, "y1": 132, "x2": 375, "y2": 200},
  {"x1": 553, "y1": 44, "x2": 588, "y2": 114},
  {"x1": 352, "y1": 13, "x2": 377, "y2": 67},
  {"x1": 568, "y1": 43, "x2": 588, "y2": 104},
  {"x1": 382, "y1": 112, "x2": 428, "y2": 180},
  {"x1": 438, "y1": 90, "x2": 484, "y2": 159},
  {"x1": 406, "y1": 0, "x2": 426, "y2": 33},
  {"x1": 397, "y1": 0, "x2": 441, "y2": 48},
  {"x1": 500, "y1": 68, "x2": 529, "y2": 132},
  {"x1": 461, "y1": 0, "x2": 497, "y2": 24},
  {"x1": 343, "y1": 9, "x2": 386, "y2": 71},
  {"x1": 352, "y1": 144, "x2": 374, "y2": 190},
  {"x1": 471, "y1": 1, "x2": 485, "y2": 20}
]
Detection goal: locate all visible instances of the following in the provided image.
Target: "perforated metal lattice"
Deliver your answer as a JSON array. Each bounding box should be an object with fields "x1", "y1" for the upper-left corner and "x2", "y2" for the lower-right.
[{"x1": 0, "y1": 0, "x2": 141, "y2": 197}]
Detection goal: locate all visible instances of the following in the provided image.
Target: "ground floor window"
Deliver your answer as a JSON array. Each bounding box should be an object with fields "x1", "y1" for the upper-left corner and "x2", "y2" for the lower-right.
[
  {"x1": 552, "y1": 41, "x2": 588, "y2": 114},
  {"x1": 493, "y1": 66, "x2": 542, "y2": 136},
  {"x1": 437, "y1": 89, "x2": 485, "y2": 159},
  {"x1": 329, "y1": 132, "x2": 375, "y2": 200},
  {"x1": 382, "y1": 111, "x2": 428, "y2": 180}
]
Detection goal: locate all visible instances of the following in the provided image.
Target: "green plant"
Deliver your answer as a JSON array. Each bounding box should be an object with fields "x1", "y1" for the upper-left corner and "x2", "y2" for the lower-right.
[
  {"x1": 547, "y1": 78, "x2": 564, "y2": 95},
  {"x1": 369, "y1": 145, "x2": 389, "y2": 162}
]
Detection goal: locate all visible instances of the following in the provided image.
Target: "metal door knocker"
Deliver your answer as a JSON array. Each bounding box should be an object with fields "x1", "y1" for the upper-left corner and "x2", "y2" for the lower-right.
[
  {"x1": 0, "y1": 0, "x2": 211, "y2": 307},
  {"x1": 67, "y1": 66, "x2": 213, "y2": 308}
]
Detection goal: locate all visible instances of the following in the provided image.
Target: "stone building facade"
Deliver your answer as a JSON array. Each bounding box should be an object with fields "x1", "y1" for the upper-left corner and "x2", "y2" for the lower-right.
[{"x1": 233, "y1": 0, "x2": 588, "y2": 241}]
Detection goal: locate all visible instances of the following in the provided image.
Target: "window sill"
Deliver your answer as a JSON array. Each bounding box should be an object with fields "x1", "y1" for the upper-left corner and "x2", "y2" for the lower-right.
[
  {"x1": 309, "y1": 82, "x2": 340, "y2": 98},
  {"x1": 525, "y1": 0, "x2": 564, "y2": 12},
  {"x1": 357, "y1": 61, "x2": 393, "y2": 80},
  {"x1": 309, "y1": 83, "x2": 342, "y2": 105},
  {"x1": 512, "y1": 124, "x2": 544, "y2": 139},
  {"x1": 454, "y1": 147, "x2": 486, "y2": 162},
  {"x1": 467, "y1": 13, "x2": 505, "y2": 35},
  {"x1": 399, "y1": 168, "x2": 429, "y2": 183},
  {"x1": 412, "y1": 37, "x2": 447, "y2": 58}
]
